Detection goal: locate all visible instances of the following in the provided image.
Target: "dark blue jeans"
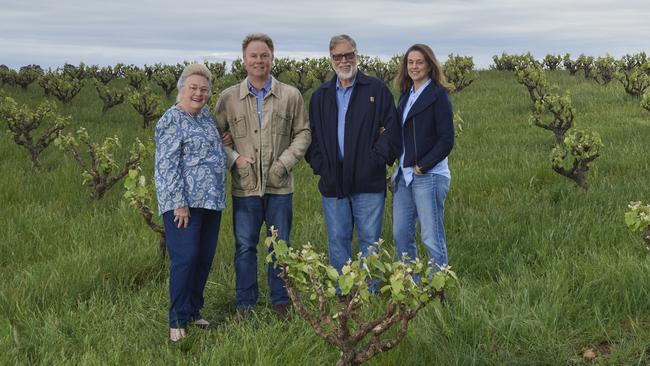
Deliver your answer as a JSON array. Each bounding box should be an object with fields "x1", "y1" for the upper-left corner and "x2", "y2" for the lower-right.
[
  {"x1": 232, "y1": 194, "x2": 291, "y2": 309},
  {"x1": 163, "y1": 208, "x2": 221, "y2": 328}
]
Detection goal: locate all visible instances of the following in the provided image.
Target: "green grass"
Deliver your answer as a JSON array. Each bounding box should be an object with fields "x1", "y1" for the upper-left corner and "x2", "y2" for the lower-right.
[{"x1": 1, "y1": 70, "x2": 650, "y2": 365}]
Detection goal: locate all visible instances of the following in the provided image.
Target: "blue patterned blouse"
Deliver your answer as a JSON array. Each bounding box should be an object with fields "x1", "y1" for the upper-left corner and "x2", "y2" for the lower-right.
[{"x1": 154, "y1": 105, "x2": 227, "y2": 215}]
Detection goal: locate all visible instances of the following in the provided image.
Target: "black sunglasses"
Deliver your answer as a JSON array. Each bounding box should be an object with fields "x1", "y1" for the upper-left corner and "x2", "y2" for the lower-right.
[{"x1": 331, "y1": 51, "x2": 356, "y2": 62}]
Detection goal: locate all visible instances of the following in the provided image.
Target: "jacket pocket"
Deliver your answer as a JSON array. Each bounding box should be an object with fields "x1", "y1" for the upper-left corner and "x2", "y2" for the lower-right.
[
  {"x1": 273, "y1": 112, "x2": 292, "y2": 136},
  {"x1": 233, "y1": 163, "x2": 257, "y2": 190},
  {"x1": 267, "y1": 160, "x2": 289, "y2": 188},
  {"x1": 231, "y1": 116, "x2": 247, "y2": 138},
  {"x1": 369, "y1": 149, "x2": 386, "y2": 168}
]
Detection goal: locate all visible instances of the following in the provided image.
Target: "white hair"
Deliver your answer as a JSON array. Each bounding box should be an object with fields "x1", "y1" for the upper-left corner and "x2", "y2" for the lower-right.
[{"x1": 175, "y1": 63, "x2": 212, "y2": 103}]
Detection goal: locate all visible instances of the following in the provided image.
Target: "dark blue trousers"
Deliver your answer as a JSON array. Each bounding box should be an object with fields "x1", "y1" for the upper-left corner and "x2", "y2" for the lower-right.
[{"x1": 163, "y1": 208, "x2": 221, "y2": 328}]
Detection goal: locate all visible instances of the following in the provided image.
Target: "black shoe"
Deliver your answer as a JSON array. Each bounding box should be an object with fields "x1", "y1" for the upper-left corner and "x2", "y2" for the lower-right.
[
  {"x1": 272, "y1": 303, "x2": 291, "y2": 320},
  {"x1": 436, "y1": 290, "x2": 446, "y2": 305},
  {"x1": 337, "y1": 294, "x2": 352, "y2": 304}
]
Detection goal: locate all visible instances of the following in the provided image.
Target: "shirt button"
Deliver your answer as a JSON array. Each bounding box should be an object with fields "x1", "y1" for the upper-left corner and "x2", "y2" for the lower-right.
[{"x1": 254, "y1": 129, "x2": 258, "y2": 133}]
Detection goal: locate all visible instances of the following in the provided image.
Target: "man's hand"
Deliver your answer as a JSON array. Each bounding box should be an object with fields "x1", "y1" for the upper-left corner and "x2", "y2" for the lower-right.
[
  {"x1": 235, "y1": 155, "x2": 255, "y2": 168},
  {"x1": 271, "y1": 160, "x2": 286, "y2": 175},
  {"x1": 221, "y1": 131, "x2": 233, "y2": 148}
]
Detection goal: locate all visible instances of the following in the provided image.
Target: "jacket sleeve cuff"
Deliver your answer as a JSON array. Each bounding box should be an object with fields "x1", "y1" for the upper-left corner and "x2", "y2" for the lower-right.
[
  {"x1": 160, "y1": 194, "x2": 188, "y2": 214},
  {"x1": 277, "y1": 153, "x2": 297, "y2": 172},
  {"x1": 226, "y1": 148, "x2": 240, "y2": 170}
]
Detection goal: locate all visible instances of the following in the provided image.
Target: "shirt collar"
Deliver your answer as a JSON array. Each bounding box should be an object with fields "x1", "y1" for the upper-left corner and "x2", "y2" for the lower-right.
[
  {"x1": 409, "y1": 78, "x2": 432, "y2": 97},
  {"x1": 247, "y1": 76, "x2": 272, "y2": 95},
  {"x1": 336, "y1": 75, "x2": 356, "y2": 91}
]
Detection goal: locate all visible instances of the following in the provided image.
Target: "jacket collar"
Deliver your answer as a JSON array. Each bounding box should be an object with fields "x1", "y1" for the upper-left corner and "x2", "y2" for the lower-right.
[
  {"x1": 238, "y1": 76, "x2": 281, "y2": 100},
  {"x1": 400, "y1": 82, "x2": 443, "y2": 121}
]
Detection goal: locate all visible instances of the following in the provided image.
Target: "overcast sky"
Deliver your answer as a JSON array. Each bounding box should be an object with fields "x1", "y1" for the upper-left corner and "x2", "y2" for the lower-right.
[{"x1": 1, "y1": 0, "x2": 648, "y2": 70}]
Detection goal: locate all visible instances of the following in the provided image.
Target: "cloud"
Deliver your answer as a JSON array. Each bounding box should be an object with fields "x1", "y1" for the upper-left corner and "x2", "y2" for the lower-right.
[{"x1": 0, "y1": 0, "x2": 648, "y2": 69}]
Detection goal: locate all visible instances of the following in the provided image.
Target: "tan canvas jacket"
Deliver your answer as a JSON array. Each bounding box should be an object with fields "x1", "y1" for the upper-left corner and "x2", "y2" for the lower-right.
[{"x1": 214, "y1": 77, "x2": 311, "y2": 197}]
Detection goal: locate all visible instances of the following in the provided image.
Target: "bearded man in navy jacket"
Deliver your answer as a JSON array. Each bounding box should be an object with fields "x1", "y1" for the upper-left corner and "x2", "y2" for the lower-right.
[{"x1": 306, "y1": 34, "x2": 402, "y2": 273}]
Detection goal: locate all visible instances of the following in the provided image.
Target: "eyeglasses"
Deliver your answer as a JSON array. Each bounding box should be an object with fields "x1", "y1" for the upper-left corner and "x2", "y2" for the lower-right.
[
  {"x1": 331, "y1": 51, "x2": 356, "y2": 62},
  {"x1": 188, "y1": 85, "x2": 210, "y2": 95}
]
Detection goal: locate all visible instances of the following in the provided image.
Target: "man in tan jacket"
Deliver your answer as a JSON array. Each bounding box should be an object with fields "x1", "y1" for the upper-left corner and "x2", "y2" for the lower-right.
[{"x1": 214, "y1": 33, "x2": 311, "y2": 318}]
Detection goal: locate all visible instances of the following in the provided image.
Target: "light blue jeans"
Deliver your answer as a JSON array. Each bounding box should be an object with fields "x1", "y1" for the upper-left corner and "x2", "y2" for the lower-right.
[
  {"x1": 322, "y1": 193, "x2": 385, "y2": 272},
  {"x1": 393, "y1": 172, "x2": 450, "y2": 269}
]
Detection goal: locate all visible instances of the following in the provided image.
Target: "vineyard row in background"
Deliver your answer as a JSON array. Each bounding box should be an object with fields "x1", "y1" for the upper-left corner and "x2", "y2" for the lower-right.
[
  {"x1": 1, "y1": 51, "x2": 648, "y2": 103},
  {"x1": 1, "y1": 51, "x2": 649, "y2": 261}
]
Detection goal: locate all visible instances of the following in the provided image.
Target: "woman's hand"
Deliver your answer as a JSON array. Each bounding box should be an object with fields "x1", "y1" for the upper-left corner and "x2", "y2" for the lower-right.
[
  {"x1": 414, "y1": 165, "x2": 423, "y2": 175},
  {"x1": 173, "y1": 206, "x2": 190, "y2": 228}
]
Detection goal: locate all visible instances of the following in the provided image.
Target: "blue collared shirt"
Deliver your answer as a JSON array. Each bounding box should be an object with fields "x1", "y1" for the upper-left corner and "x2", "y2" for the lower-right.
[
  {"x1": 335, "y1": 77, "x2": 356, "y2": 158},
  {"x1": 247, "y1": 77, "x2": 272, "y2": 126},
  {"x1": 154, "y1": 105, "x2": 228, "y2": 214}
]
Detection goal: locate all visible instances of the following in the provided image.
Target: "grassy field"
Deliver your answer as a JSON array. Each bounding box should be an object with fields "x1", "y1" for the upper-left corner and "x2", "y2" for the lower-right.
[{"x1": 1, "y1": 69, "x2": 649, "y2": 365}]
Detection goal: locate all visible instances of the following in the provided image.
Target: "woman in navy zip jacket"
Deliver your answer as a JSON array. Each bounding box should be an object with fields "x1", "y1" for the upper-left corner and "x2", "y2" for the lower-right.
[{"x1": 391, "y1": 44, "x2": 454, "y2": 270}]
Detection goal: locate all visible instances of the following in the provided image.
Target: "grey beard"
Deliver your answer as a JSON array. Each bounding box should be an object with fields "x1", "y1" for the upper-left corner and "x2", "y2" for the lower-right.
[{"x1": 335, "y1": 66, "x2": 358, "y2": 81}]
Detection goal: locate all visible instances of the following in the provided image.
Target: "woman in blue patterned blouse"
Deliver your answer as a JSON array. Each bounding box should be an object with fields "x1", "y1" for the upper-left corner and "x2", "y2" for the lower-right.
[{"x1": 154, "y1": 63, "x2": 227, "y2": 343}]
